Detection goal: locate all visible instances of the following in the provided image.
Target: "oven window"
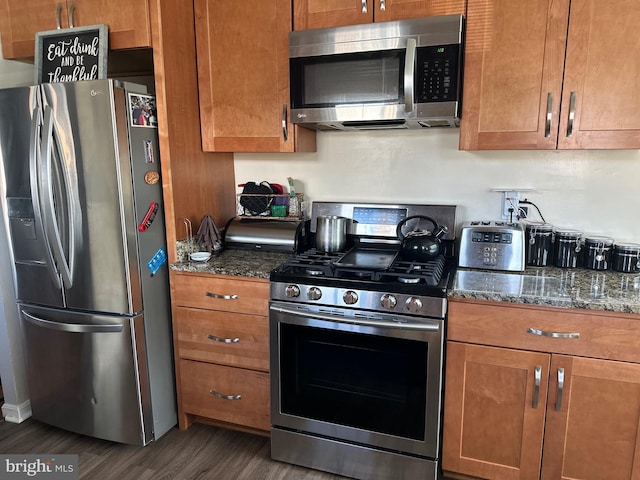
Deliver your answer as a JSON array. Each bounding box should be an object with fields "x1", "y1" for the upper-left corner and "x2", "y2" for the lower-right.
[
  {"x1": 280, "y1": 323, "x2": 427, "y2": 440},
  {"x1": 290, "y1": 50, "x2": 404, "y2": 108}
]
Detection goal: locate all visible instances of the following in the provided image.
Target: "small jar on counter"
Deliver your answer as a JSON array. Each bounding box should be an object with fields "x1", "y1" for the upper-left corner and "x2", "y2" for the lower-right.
[
  {"x1": 525, "y1": 223, "x2": 554, "y2": 267},
  {"x1": 553, "y1": 229, "x2": 582, "y2": 268},
  {"x1": 612, "y1": 243, "x2": 640, "y2": 273},
  {"x1": 583, "y1": 236, "x2": 614, "y2": 270}
]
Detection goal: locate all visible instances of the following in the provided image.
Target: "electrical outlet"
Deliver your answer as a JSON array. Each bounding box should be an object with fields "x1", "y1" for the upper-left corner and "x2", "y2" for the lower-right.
[{"x1": 502, "y1": 191, "x2": 520, "y2": 220}]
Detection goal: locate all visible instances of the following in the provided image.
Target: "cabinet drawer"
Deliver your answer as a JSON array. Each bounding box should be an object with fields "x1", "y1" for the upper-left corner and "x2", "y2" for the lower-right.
[
  {"x1": 175, "y1": 307, "x2": 269, "y2": 371},
  {"x1": 180, "y1": 359, "x2": 270, "y2": 431},
  {"x1": 448, "y1": 300, "x2": 640, "y2": 363},
  {"x1": 173, "y1": 273, "x2": 269, "y2": 316}
]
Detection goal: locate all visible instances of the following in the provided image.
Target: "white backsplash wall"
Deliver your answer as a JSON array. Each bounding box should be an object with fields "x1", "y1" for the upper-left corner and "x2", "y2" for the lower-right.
[{"x1": 235, "y1": 129, "x2": 640, "y2": 243}]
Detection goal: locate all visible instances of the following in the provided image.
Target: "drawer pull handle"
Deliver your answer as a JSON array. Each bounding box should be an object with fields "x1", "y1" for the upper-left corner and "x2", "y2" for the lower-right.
[
  {"x1": 205, "y1": 292, "x2": 238, "y2": 300},
  {"x1": 555, "y1": 368, "x2": 565, "y2": 411},
  {"x1": 207, "y1": 334, "x2": 240, "y2": 344},
  {"x1": 209, "y1": 389, "x2": 242, "y2": 401},
  {"x1": 532, "y1": 365, "x2": 542, "y2": 409},
  {"x1": 527, "y1": 327, "x2": 580, "y2": 339}
]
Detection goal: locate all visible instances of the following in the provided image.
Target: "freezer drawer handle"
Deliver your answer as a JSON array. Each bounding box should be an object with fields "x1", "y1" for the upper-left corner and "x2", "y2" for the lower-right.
[
  {"x1": 209, "y1": 389, "x2": 242, "y2": 401},
  {"x1": 527, "y1": 327, "x2": 580, "y2": 339},
  {"x1": 205, "y1": 292, "x2": 238, "y2": 300},
  {"x1": 22, "y1": 310, "x2": 124, "y2": 333},
  {"x1": 207, "y1": 334, "x2": 240, "y2": 344}
]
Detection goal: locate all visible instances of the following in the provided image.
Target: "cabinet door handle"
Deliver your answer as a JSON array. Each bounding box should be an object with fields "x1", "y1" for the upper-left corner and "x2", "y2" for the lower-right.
[
  {"x1": 361, "y1": 0, "x2": 367, "y2": 13},
  {"x1": 527, "y1": 327, "x2": 580, "y2": 339},
  {"x1": 209, "y1": 389, "x2": 242, "y2": 401},
  {"x1": 555, "y1": 368, "x2": 565, "y2": 411},
  {"x1": 205, "y1": 292, "x2": 238, "y2": 300},
  {"x1": 282, "y1": 104, "x2": 289, "y2": 142},
  {"x1": 566, "y1": 91, "x2": 576, "y2": 137},
  {"x1": 56, "y1": 3, "x2": 63, "y2": 29},
  {"x1": 68, "y1": 2, "x2": 75, "y2": 28},
  {"x1": 379, "y1": 0, "x2": 386, "y2": 11},
  {"x1": 545, "y1": 93, "x2": 553, "y2": 137},
  {"x1": 532, "y1": 365, "x2": 542, "y2": 408},
  {"x1": 207, "y1": 334, "x2": 240, "y2": 344}
]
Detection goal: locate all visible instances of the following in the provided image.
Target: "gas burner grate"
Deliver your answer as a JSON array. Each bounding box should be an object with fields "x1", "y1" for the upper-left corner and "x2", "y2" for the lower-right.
[
  {"x1": 375, "y1": 255, "x2": 446, "y2": 286},
  {"x1": 274, "y1": 249, "x2": 343, "y2": 276}
]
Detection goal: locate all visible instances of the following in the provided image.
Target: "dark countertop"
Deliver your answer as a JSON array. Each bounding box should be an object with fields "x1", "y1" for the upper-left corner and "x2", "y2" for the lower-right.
[
  {"x1": 450, "y1": 266, "x2": 640, "y2": 314},
  {"x1": 170, "y1": 247, "x2": 292, "y2": 279}
]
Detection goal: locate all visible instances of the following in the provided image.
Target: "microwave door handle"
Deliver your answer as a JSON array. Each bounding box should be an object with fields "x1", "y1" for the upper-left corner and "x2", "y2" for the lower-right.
[
  {"x1": 404, "y1": 38, "x2": 416, "y2": 113},
  {"x1": 41, "y1": 106, "x2": 73, "y2": 289},
  {"x1": 29, "y1": 103, "x2": 62, "y2": 289}
]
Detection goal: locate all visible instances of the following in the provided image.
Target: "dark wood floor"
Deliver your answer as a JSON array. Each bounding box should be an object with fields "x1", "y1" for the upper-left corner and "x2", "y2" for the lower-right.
[{"x1": 0, "y1": 418, "x2": 347, "y2": 480}]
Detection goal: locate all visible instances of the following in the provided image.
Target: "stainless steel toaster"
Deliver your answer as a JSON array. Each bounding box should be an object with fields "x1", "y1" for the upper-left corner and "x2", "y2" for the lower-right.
[{"x1": 458, "y1": 221, "x2": 526, "y2": 271}]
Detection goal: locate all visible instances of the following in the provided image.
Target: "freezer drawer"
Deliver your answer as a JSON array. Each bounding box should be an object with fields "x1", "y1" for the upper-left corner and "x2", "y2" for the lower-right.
[{"x1": 20, "y1": 304, "x2": 153, "y2": 445}]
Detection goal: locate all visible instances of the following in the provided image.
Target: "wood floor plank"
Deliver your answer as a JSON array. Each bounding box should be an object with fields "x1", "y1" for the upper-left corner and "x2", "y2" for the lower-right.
[{"x1": 0, "y1": 419, "x2": 347, "y2": 479}]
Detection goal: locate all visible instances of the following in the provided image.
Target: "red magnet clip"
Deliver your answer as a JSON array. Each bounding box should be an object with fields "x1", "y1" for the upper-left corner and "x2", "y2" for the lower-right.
[{"x1": 139, "y1": 202, "x2": 159, "y2": 232}]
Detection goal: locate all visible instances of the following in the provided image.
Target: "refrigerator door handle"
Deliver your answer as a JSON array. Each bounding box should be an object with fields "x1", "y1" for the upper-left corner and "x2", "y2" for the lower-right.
[
  {"x1": 29, "y1": 103, "x2": 62, "y2": 289},
  {"x1": 41, "y1": 106, "x2": 74, "y2": 289},
  {"x1": 21, "y1": 310, "x2": 124, "y2": 333}
]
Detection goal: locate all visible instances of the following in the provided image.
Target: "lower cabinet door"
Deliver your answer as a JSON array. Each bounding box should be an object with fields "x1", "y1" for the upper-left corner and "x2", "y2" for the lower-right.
[
  {"x1": 180, "y1": 359, "x2": 270, "y2": 431},
  {"x1": 541, "y1": 355, "x2": 640, "y2": 480},
  {"x1": 442, "y1": 342, "x2": 549, "y2": 480}
]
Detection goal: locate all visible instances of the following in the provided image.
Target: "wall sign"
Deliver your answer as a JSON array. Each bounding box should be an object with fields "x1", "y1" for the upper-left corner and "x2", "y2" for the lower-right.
[{"x1": 34, "y1": 24, "x2": 108, "y2": 84}]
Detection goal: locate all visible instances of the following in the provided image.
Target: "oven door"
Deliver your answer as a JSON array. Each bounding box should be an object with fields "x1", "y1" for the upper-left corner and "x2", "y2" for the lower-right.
[{"x1": 269, "y1": 301, "x2": 444, "y2": 458}]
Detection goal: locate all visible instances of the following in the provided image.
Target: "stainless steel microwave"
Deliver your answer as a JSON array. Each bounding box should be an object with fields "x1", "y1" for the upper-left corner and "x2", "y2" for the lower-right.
[{"x1": 289, "y1": 14, "x2": 464, "y2": 131}]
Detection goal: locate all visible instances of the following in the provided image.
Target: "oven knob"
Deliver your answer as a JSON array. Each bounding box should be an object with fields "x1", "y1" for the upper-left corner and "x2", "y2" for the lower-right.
[
  {"x1": 343, "y1": 290, "x2": 358, "y2": 305},
  {"x1": 380, "y1": 294, "x2": 397, "y2": 309},
  {"x1": 285, "y1": 284, "x2": 300, "y2": 298},
  {"x1": 307, "y1": 287, "x2": 322, "y2": 301},
  {"x1": 405, "y1": 297, "x2": 423, "y2": 313}
]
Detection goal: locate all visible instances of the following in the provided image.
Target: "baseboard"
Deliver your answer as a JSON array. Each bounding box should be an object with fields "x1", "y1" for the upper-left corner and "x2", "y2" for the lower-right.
[{"x1": 2, "y1": 400, "x2": 32, "y2": 423}]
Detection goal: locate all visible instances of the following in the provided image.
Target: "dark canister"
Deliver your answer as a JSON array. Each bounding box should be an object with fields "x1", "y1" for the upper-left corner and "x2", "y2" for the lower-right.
[
  {"x1": 583, "y1": 236, "x2": 614, "y2": 270},
  {"x1": 525, "y1": 223, "x2": 554, "y2": 266},
  {"x1": 553, "y1": 228, "x2": 582, "y2": 268},
  {"x1": 612, "y1": 243, "x2": 640, "y2": 273}
]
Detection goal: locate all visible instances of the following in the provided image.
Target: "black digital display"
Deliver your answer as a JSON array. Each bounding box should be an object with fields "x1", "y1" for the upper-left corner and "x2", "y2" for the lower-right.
[
  {"x1": 353, "y1": 207, "x2": 407, "y2": 226},
  {"x1": 471, "y1": 231, "x2": 513, "y2": 244}
]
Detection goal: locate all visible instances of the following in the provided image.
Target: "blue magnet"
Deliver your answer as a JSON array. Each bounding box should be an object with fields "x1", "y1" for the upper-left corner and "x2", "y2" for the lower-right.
[{"x1": 147, "y1": 247, "x2": 167, "y2": 276}]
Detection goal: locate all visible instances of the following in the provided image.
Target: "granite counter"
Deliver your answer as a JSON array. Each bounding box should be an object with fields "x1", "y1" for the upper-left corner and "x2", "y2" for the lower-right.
[
  {"x1": 170, "y1": 248, "x2": 292, "y2": 279},
  {"x1": 450, "y1": 266, "x2": 640, "y2": 314}
]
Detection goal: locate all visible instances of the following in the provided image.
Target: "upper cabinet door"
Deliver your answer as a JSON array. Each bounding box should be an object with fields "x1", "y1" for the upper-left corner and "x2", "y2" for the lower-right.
[
  {"x1": 195, "y1": 0, "x2": 316, "y2": 153},
  {"x1": 293, "y1": 0, "x2": 464, "y2": 30},
  {"x1": 557, "y1": 0, "x2": 640, "y2": 149},
  {"x1": 374, "y1": 0, "x2": 465, "y2": 23},
  {"x1": 70, "y1": 0, "x2": 151, "y2": 51},
  {"x1": 2, "y1": 0, "x2": 62, "y2": 58},
  {"x1": 461, "y1": 0, "x2": 640, "y2": 150},
  {"x1": 0, "y1": 0, "x2": 151, "y2": 59},
  {"x1": 459, "y1": 0, "x2": 569, "y2": 150},
  {"x1": 294, "y1": 0, "x2": 374, "y2": 30}
]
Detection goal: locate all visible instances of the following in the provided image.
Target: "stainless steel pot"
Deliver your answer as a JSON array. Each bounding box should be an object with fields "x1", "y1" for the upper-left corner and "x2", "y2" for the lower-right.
[{"x1": 316, "y1": 215, "x2": 349, "y2": 252}]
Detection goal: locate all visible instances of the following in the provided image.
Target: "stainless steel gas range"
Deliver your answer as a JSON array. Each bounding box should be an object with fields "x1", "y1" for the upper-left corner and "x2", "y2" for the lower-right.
[{"x1": 269, "y1": 202, "x2": 457, "y2": 480}]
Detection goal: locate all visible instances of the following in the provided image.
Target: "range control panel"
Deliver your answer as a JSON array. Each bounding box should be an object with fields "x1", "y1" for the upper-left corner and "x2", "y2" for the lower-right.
[{"x1": 458, "y1": 221, "x2": 526, "y2": 272}]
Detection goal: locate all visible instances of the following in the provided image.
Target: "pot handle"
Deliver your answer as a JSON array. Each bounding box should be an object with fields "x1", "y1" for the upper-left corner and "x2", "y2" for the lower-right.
[{"x1": 396, "y1": 215, "x2": 439, "y2": 240}]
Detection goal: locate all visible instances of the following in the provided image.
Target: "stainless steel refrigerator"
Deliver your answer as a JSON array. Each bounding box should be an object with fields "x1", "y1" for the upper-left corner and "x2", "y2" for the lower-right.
[{"x1": 0, "y1": 79, "x2": 176, "y2": 445}]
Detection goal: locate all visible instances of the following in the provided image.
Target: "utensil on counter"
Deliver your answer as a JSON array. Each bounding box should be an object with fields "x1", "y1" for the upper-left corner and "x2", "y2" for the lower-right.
[
  {"x1": 396, "y1": 215, "x2": 448, "y2": 261},
  {"x1": 196, "y1": 214, "x2": 223, "y2": 253},
  {"x1": 316, "y1": 215, "x2": 349, "y2": 252}
]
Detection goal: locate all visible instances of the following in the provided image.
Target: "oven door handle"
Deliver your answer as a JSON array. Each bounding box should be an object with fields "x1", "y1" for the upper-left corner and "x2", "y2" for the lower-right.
[{"x1": 270, "y1": 305, "x2": 440, "y2": 332}]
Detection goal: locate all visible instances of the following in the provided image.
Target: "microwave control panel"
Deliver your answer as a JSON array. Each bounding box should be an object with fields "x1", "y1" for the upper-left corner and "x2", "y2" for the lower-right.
[{"x1": 416, "y1": 44, "x2": 460, "y2": 103}]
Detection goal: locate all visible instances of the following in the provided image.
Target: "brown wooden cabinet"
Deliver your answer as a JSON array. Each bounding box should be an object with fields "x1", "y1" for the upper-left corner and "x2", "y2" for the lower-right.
[
  {"x1": 443, "y1": 299, "x2": 640, "y2": 480},
  {"x1": 194, "y1": 0, "x2": 316, "y2": 153},
  {"x1": 293, "y1": 0, "x2": 465, "y2": 30},
  {"x1": 0, "y1": 0, "x2": 152, "y2": 59},
  {"x1": 460, "y1": 0, "x2": 640, "y2": 150},
  {"x1": 171, "y1": 272, "x2": 271, "y2": 434}
]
